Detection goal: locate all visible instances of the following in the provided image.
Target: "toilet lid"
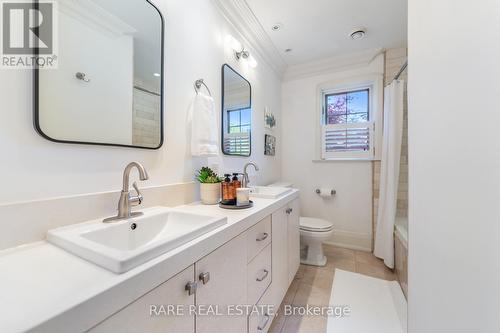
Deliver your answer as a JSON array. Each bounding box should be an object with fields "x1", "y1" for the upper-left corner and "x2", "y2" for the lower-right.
[{"x1": 300, "y1": 217, "x2": 334, "y2": 232}]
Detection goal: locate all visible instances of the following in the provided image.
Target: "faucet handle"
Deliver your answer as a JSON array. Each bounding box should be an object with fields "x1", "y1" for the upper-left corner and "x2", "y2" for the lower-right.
[{"x1": 130, "y1": 182, "x2": 143, "y2": 205}]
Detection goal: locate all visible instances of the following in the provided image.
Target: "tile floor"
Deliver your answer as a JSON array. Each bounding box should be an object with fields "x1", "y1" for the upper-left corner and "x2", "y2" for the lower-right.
[{"x1": 268, "y1": 244, "x2": 396, "y2": 333}]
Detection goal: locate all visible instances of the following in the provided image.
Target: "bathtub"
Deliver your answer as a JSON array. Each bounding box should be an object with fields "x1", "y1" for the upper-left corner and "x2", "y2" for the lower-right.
[
  {"x1": 395, "y1": 217, "x2": 408, "y2": 248},
  {"x1": 394, "y1": 217, "x2": 408, "y2": 299}
]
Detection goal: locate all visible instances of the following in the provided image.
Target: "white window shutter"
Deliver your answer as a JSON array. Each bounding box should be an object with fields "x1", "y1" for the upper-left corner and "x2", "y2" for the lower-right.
[
  {"x1": 322, "y1": 123, "x2": 374, "y2": 159},
  {"x1": 223, "y1": 132, "x2": 250, "y2": 155}
]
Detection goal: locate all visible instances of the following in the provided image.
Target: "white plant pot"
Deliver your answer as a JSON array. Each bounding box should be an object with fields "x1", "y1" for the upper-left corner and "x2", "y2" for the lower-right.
[{"x1": 200, "y1": 183, "x2": 221, "y2": 205}]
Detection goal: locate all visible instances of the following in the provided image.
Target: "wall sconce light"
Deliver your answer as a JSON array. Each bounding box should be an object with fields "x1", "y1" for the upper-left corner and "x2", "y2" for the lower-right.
[{"x1": 226, "y1": 35, "x2": 258, "y2": 68}]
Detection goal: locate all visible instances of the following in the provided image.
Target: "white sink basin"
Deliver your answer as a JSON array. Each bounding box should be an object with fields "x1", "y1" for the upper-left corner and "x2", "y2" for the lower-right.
[
  {"x1": 47, "y1": 207, "x2": 227, "y2": 273},
  {"x1": 249, "y1": 186, "x2": 292, "y2": 199}
]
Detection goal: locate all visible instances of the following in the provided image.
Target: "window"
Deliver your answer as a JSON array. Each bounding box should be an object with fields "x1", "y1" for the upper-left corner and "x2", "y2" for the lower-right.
[
  {"x1": 320, "y1": 84, "x2": 378, "y2": 160},
  {"x1": 228, "y1": 108, "x2": 251, "y2": 134},
  {"x1": 224, "y1": 108, "x2": 251, "y2": 155},
  {"x1": 325, "y1": 89, "x2": 369, "y2": 125}
]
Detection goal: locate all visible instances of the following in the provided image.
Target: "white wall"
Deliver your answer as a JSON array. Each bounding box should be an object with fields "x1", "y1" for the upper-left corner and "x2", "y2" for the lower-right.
[
  {"x1": 0, "y1": 0, "x2": 282, "y2": 204},
  {"x1": 281, "y1": 55, "x2": 384, "y2": 250},
  {"x1": 408, "y1": 0, "x2": 500, "y2": 332}
]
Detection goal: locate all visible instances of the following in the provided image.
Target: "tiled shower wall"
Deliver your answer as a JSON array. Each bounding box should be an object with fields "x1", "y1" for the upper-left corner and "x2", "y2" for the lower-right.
[
  {"x1": 132, "y1": 87, "x2": 161, "y2": 147},
  {"x1": 372, "y1": 48, "x2": 408, "y2": 248}
]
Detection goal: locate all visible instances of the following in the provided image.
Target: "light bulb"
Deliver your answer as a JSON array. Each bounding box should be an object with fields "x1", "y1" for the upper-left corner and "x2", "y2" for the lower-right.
[
  {"x1": 247, "y1": 55, "x2": 258, "y2": 68},
  {"x1": 225, "y1": 35, "x2": 242, "y2": 52}
]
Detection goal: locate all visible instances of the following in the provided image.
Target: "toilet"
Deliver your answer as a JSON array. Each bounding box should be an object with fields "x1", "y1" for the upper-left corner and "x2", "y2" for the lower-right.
[
  {"x1": 268, "y1": 182, "x2": 335, "y2": 267},
  {"x1": 299, "y1": 217, "x2": 334, "y2": 266}
]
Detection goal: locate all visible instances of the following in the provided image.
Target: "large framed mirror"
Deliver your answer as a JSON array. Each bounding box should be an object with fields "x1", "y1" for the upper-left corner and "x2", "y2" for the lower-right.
[
  {"x1": 34, "y1": 0, "x2": 164, "y2": 149},
  {"x1": 221, "y1": 64, "x2": 252, "y2": 156}
]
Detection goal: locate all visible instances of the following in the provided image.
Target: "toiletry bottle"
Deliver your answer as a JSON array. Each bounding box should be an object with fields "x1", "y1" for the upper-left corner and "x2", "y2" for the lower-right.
[
  {"x1": 222, "y1": 174, "x2": 233, "y2": 203},
  {"x1": 231, "y1": 173, "x2": 241, "y2": 199}
]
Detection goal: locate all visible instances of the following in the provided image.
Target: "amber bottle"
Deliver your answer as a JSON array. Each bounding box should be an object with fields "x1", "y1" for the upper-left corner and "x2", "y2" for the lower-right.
[
  {"x1": 221, "y1": 174, "x2": 234, "y2": 203},
  {"x1": 231, "y1": 173, "x2": 241, "y2": 199}
]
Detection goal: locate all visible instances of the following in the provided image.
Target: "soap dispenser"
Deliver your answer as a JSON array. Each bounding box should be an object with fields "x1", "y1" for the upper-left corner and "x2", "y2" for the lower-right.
[
  {"x1": 231, "y1": 173, "x2": 241, "y2": 198},
  {"x1": 221, "y1": 174, "x2": 233, "y2": 204}
]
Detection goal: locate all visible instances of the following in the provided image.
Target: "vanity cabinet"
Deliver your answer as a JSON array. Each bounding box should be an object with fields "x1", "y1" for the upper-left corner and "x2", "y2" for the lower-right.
[
  {"x1": 88, "y1": 233, "x2": 248, "y2": 333},
  {"x1": 271, "y1": 206, "x2": 289, "y2": 308},
  {"x1": 85, "y1": 197, "x2": 300, "y2": 333},
  {"x1": 88, "y1": 266, "x2": 196, "y2": 333},
  {"x1": 271, "y1": 198, "x2": 301, "y2": 307},
  {"x1": 248, "y1": 284, "x2": 274, "y2": 333},
  {"x1": 246, "y1": 216, "x2": 273, "y2": 306},
  {"x1": 247, "y1": 243, "x2": 272, "y2": 305},
  {"x1": 246, "y1": 216, "x2": 272, "y2": 262},
  {"x1": 195, "y1": 233, "x2": 248, "y2": 333},
  {"x1": 287, "y1": 198, "x2": 301, "y2": 284}
]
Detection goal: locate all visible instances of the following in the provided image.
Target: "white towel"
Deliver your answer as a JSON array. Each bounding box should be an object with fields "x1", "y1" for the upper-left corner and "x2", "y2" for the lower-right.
[{"x1": 188, "y1": 93, "x2": 219, "y2": 156}]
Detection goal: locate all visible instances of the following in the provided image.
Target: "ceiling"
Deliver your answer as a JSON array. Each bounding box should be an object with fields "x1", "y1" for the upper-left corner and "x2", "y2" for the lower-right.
[{"x1": 246, "y1": 0, "x2": 407, "y2": 66}]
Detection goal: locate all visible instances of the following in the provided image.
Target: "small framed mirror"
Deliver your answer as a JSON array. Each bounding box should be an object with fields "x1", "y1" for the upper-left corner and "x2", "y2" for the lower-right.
[
  {"x1": 221, "y1": 64, "x2": 252, "y2": 156},
  {"x1": 35, "y1": 0, "x2": 164, "y2": 149}
]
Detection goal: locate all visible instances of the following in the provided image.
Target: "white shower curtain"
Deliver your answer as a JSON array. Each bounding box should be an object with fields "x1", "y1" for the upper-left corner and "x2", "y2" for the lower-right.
[{"x1": 374, "y1": 80, "x2": 405, "y2": 269}]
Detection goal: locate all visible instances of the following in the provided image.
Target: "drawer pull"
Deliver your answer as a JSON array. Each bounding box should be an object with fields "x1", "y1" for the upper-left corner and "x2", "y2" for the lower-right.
[
  {"x1": 286, "y1": 208, "x2": 293, "y2": 214},
  {"x1": 199, "y1": 272, "x2": 210, "y2": 285},
  {"x1": 256, "y1": 233, "x2": 269, "y2": 242},
  {"x1": 185, "y1": 281, "x2": 197, "y2": 296},
  {"x1": 257, "y1": 313, "x2": 271, "y2": 331},
  {"x1": 256, "y1": 269, "x2": 269, "y2": 282}
]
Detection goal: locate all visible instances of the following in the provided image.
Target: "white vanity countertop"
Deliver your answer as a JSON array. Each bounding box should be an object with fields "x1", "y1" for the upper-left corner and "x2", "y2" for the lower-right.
[{"x1": 0, "y1": 190, "x2": 299, "y2": 333}]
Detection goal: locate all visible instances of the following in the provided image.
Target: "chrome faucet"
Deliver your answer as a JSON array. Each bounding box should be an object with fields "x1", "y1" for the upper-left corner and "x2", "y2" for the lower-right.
[
  {"x1": 103, "y1": 162, "x2": 149, "y2": 223},
  {"x1": 242, "y1": 162, "x2": 259, "y2": 188}
]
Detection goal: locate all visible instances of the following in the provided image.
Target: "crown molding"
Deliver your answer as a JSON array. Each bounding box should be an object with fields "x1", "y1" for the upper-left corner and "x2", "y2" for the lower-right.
[
  {"x1": 212, "y1": 0, "x2": 287, "y2": 78},
  {"x1": 59, "y1": 0, "x2": 137, "y2": 38},
  {"x1": 284, "y1": 48, "x2": 385, "y2": 81}
]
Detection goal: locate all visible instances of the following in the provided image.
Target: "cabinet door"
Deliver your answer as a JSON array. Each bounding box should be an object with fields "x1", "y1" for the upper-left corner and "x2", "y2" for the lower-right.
[
  {"x1": 195, "y1": 233, "x2": 248, "y2": 333},
  {"x1": 271, "y1": 206, "x2": 288, "y2": 308},
  {"x1": 88, "y1": 266, "x2": 195, "y2": 333},
  {"x1": 287, "y1": 198, "x2": 301, "y2": 284}
]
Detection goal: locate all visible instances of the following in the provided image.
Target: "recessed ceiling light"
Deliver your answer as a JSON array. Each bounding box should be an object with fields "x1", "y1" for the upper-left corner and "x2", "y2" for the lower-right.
[
  {"x1": 153, "y1": 73, "x2": 161, "y2": 77},
  {"x1": 349, "y1": 28, "x2": 366, "y2": 40},
  {"x1": 271, "y1": 23, "x2": 283, "y2": 31}
]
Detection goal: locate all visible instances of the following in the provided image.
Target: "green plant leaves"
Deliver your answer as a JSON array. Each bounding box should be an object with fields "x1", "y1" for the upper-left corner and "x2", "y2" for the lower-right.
[{"x1": 196, "y1": 167, "x2": 222, "y2": 183}]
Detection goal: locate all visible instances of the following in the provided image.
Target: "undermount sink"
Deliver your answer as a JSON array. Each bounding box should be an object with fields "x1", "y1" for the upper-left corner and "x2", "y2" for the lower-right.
[
  {"x1": 47, "y1": 207, "x2": 227, "y2": 274},
  {"x1": 249, "y1": 186, "x2": 292, "y2": 199}
]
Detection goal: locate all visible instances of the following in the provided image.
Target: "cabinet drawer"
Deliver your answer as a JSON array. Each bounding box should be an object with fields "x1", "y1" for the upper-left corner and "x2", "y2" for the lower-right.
[
  {"x1": 247, "y1": 216, "x2": 272, "y2": 262},
  {"x1": 247, "y1": 243, "x2": 272, "y2": 305},
  {"x1": 248, "y1": 284, "x2": 274, "y2": 333}
]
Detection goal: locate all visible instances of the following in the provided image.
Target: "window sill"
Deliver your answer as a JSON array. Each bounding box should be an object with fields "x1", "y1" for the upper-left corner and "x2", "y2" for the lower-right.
[{"x1": 312, "y1": 158, "x2": 380, "y2": 163}]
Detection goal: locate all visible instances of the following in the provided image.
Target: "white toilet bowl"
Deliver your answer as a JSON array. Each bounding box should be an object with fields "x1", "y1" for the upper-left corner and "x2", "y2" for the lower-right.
[
  {"x1": 267, "y1": 183, "x2": 335, "y2": 266},
  {"x1": 299, "y1": 217, "x2": 334, "y2": 267}
]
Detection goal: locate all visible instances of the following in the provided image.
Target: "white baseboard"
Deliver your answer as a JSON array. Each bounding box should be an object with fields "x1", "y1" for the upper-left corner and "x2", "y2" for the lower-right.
[{"x1": 324, "y1": 230, "x2": 372, "y2": 252}]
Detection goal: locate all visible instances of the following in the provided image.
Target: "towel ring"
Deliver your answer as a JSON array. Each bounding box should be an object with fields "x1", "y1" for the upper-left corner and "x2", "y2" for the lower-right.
[{"x1": 194, "y1": 79, "x2": 212, "y2": 96}]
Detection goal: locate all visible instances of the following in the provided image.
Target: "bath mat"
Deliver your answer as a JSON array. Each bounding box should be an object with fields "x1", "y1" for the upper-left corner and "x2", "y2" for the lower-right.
[{"x1": 327, "y1": 269, "x2": 407, "y2": 333}]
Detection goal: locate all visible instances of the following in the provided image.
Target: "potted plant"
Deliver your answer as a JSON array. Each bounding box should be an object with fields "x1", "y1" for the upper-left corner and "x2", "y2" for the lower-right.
[{"x1": 196, "y1": 167, "x2": 222, "y2": 205}]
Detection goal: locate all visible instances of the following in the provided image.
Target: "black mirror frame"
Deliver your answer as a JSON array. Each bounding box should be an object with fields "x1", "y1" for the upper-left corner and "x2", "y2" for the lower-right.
[
  {"x1": 33, "y1": 0, "x2": 165, "y2": 150},
  {"x1": 221, "y1": 64, "x2": 252, "y2": 157}
]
